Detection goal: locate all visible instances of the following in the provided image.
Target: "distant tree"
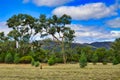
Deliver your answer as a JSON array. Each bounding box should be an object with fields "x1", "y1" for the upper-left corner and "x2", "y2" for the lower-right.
[
  {"x1": 95, "y1": 48, "x2": 107, "y2": 62},
  {"x1": 79, "y1": 52, "x2": 87, "y2": 68},
  {"x1": 5, "y1": 52, "x2": 13, "y2": 63},
  {"x1": 92, "y1": 53, "x2": 98, "y2": 65},
  {"x1": 112, "y1": 56, "x2": 119, "y2": 65},
  {"x1": 112, "y1": 38, "x2": 120, "y2": 63},
  {"x1": 76, "y1": 46, "x2": 93, "y2": 62}
]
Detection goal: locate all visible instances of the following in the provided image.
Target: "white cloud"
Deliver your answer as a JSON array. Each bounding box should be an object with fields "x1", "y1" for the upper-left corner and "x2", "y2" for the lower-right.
[
  {"x1": 32, "y1": 0, "x2": 73, "y2": 7},
  {"x1": 0, "y1": 22, "x2": 12, "y2": 35},
  {"x1": 106, "y1": 17, "x2": 120, "y2": 28},
  {"x1": 68, "y1": 24, "x2": 120, "y2": 43},
  {"x1": 52, "y1": 2, "x2": 117, "y2": 20},
  {"x1": 115, "y1": 0, "x2": 120, "y2": 8}
]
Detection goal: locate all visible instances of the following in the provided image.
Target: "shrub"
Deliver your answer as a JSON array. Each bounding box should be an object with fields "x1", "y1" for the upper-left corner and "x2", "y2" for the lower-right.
[
  {"x1": 112, "y1": 56, "x2": 119, "y2": 65},
  {"x1": 79, "y1": 52, "x2": 87, "y2": 68},
  {"x1": 34, "y1": 61, "x2": 40, "y2": 67},
  {"x1": 102, "y1": 61, "x2": 107, "y2": 65},
  {"x1": 48, "y1": 56, "x2": 56, "y2": 65},
  {"x1": 55, "y1": 58, "x2": 63, "y2": 63},
  {"x1": 91, "y1": 53, "x2": 98, "y2": 65},
  {"x1": 102, "y1": 58, "x2": 108, "y2": 65},
  {"x1": 19, "y1": 56, "x2": 33, "y2": 63},
  {"x1": 0, "y1": 53, "x2": 6, "y2": 63},
  {"x1": 5, "y1": 52, "x2": 13, "y2": 63},
  {"x1": 14, "y1": 54, "x2": 20, "y2": 64},
  {"x1": 31, "y1": 59, "x2": 35, "y2": 66},
  {"x1": 29, "y1": 49, "x2": 47, "y2": 62}
]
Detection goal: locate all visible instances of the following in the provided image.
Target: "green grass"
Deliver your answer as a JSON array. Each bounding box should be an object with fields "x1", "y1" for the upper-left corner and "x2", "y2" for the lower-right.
[{"x1": 0, "y1": 63, "x2": 120, "y2": 80}]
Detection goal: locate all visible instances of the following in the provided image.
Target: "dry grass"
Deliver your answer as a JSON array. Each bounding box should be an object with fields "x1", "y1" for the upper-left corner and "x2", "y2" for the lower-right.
[{"x1": 0, "y1": 63, "x2": 120, "y2": 80}]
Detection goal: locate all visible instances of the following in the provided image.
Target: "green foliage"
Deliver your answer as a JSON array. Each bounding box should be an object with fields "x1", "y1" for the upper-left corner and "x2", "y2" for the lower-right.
[
  {"x1": 31, "y1": 59, "x2": 35, "y2": 66},
  {"x1": 95, "y1": 48, "x2": 107, "y2": 62},
  {"x1": 76, "y1": 46, "x2": 93, "y2": 62},
  {"x1": 29, "y1": 49, "x2": 47, "y2": 62},
  {"x1": 19, "y1": 56, "x2": 33, "y2": 63},
  {"x1": 5, "y1": 52, "x2": 13, "y2": 63},
  {"x1": 112, "y1": 38, "x2": 120, "y2": 63},
  {"x1": 79, "y1": 52, "x2": 87, "y2": 68},
  {"x1": 102, "y1": 62, "x2": 107, "y2": 65},
  {"x1": 92, "y1": 53, "x2": 98, "y2": 65},
  {"x1": 31, "y1": 59, "x2": 40, "y2": 67},
  {"x1": 48, "y1": 56, "x2": 56, "y2": 65},
  {"x1": 102, "y1": 58, "x2": 108, "y2": 65},
  {"x1": 14, "y1": 54, "x2": 20, "y2": 64},
  {"x1": 55, "y1": 58, "x2": 63, "y2": 63},
  {"x1": 112, "y1": 56, "x2": 119, "y2": 65},
  {"x1": 34, "y1": 61, "x2": 40, "y2": 67},
  {"x1": 1, "y1": 13, "x2": 119, "y2": 66},
  {"x1": 0, "y1": 53, "x2": 6, "y2": 63}
]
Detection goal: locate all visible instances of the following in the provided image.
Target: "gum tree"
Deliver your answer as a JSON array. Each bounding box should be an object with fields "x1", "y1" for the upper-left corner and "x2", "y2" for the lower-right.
[
  {"x1": 34, "y1": 14, "x2": 75, "y2": 64},
  {"x1": 7, "y1": 14, "x2": 36, "y2": 48}
]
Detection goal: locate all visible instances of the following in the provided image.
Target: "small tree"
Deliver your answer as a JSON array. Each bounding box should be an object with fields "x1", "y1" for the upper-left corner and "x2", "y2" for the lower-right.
[
  {"x1": 14, "y1": 54, "x2": 20, "y2": 64},
  {"x1": 112, "y1": 56, "x2": 119, "y2": 65},
  {"x1": 5, "y1": 52, "x2": 13, "y2": 63},
  {"x1": 48, "y1": 56, "x2": 56, "y2": 65},
  {"x1": 79, "y1": 52, "x2": 87, "y2": 68},
  {"x1": 0, "y1": 53, "x2": 6, "y2": 63},
  {"x1": 102, "y1": 58, "x2": 108, "y2": 65},
  {"x1": 92, "y1": 53, "x2": 98, "y2": 65},
  {"x1": 112, "y1": 38, "x2": 120, "y2": 63},
  {"x1": 34, "y1": 61, "x2": 40, "y2": 67}
]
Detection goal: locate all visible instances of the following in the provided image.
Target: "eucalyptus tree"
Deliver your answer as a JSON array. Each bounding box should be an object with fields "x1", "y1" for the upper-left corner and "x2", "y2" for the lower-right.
[
  {"x1": 7, "y1": 14, "x2": 36, "y2": 48},
  {"x1": 34, "y1": 14, "x2": 75, "y2": 63}
]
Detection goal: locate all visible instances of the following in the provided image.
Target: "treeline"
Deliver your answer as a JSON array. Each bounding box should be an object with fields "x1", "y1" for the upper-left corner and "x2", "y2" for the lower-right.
[
  {"x1": 0, "y1": 34, "x2": 120, "y2": 66},
  {"x1": 0, "y1": 14, "x2": 120, "y2": 67}
]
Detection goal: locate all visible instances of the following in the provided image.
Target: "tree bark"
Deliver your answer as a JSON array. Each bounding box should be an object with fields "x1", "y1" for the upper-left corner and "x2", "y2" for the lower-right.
[
  {"x1": 62, "y1": 40, "x2": 66, "y2": 64},
  {"x1": 16, "y1": 41, "x2": 19, "y2": 48}
]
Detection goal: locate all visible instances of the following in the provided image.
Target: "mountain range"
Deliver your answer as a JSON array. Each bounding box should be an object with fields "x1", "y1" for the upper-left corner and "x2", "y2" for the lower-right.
[{"x1": 41, "y1": 40, "x2": 113, "y2": 50}]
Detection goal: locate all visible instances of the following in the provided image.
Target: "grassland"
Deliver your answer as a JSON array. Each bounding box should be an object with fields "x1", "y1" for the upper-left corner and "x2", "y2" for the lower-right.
[{"x1": 0, "y1": 63, "x2": 120, "y2": 80}]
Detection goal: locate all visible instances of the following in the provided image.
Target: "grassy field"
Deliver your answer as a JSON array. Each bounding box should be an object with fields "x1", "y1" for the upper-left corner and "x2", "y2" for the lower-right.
[{"x1": 0, "y1": 63, "x2": 120, "y2": 80}]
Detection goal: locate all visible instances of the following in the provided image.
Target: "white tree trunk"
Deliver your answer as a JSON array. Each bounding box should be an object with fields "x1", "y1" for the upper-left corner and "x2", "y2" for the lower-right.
[{"x1": 16, "y1": 41, "x2": 19, "y2": 48}]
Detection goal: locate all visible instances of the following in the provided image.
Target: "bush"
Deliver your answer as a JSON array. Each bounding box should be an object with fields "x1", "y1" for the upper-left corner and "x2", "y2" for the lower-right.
[
  {"x1": 29, "y1": 49, "x2": 47, "y2": 62},
  {"x1": 55, "y1": 58, "x2": 63, "y2": 63},
  {"x1": 19, "y1": 56, "x2": 33, "y2": 63},
  {"x1": 102, "y1": 61, "x2": 107, "y2": 65},
  {"x1": 48, "y1": 56, "x2": 56, "y2": 65},
  {"x1": 14, "y1": 54, "x2": 20, "y2": 64},
  {"x1": 102, "y1": 58, "x2": 108, "y2": 65},
  {"x1": 112, "y1": 56, "x2": 119, "y2": 65},
  {"x1": 34, "y1": 61, "x2": 40, "y2": 67},
  {"x1": 5, "y1": 52, "x2": 13, "y2": 63},
  {"x1": 31, "y1": 59, "x2": 35, "y2": 66},
  {"x1": 31, "y1": 59, "x2": 40, "y2": 67},
  {"x1": 91, "y1": 53, "x2": 98, "y2": 65},
  {"x1": 79, "y1": 52, "x2": 87, "y2": 68},
  {"x1": 0, "y1": 53, "x2": 6, "y2": 63}
]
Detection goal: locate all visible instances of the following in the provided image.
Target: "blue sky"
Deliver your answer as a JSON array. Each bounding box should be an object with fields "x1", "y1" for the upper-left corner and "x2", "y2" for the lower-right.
[{"x1": 0, "y1": 0, "x2": 120, "y2": 43}]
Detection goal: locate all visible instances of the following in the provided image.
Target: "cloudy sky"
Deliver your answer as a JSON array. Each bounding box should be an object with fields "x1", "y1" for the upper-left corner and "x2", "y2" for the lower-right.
[{"x1": 0, "y1": 0, "x2": 120, "y2": 43}]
